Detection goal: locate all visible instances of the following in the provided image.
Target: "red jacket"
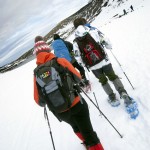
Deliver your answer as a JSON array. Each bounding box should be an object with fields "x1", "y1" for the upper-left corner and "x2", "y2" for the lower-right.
[{"x1": 34, "y1": 52, "x2": 82, "y2": 109}]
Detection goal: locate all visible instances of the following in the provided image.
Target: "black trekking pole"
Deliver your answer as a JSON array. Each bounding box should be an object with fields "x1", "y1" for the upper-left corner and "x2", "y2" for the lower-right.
[
  {"x1": 80, "y1": 88, "x2": 123, "y2": 138},
  {"x1": 93, "y1": 92, "x2": 102, "y2": 116},
  {"x1": 44, "y1": 106, "x2": 56, "y2": 150},
  {"x1": 109, "y1": 49, "x2": 134, "y2": 90}
]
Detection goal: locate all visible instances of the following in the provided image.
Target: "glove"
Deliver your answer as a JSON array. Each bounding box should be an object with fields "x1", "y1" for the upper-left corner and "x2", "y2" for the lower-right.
[
  {"x1": 104, "y1": 42, "x2": 112, "y2": 49},
  {"x1": 100, "y1": 36, "x2": 112, "y2": 49}
]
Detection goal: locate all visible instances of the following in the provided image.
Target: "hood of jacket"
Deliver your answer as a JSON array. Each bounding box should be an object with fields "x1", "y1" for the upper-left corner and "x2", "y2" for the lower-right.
[
  {"x1": 75, "y1": 25, "x2": 90, "y2": 38},
  {"x1": 36, "y1": 52, "x2": 55, "y2": 65}
]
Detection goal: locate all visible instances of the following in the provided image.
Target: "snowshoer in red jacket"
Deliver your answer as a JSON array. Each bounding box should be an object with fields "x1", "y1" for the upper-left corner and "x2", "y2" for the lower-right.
[{"x1": 33, "y1": 35, "x2": 104, "y2": 150}]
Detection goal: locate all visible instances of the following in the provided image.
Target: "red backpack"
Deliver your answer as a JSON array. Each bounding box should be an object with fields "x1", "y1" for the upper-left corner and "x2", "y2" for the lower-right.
[{"x1": 75, "y1": 33, "x2": 106, "y2": 68}]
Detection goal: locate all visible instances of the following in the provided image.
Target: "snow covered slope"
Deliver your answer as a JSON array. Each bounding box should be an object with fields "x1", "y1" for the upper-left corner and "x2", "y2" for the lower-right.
[{"x1": 0, "y1": 0, "x2": 150, "y2": 150}]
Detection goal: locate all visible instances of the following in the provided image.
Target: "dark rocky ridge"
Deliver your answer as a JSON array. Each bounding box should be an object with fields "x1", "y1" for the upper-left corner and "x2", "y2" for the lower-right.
[{"x1": 0, "y1": 0, "x2": 105, "y2": 73}]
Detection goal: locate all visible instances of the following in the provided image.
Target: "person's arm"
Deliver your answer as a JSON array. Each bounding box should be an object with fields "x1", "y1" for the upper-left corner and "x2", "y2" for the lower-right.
[
  {"x1": 57, "y1": 58, "x2": 82, "y2": 83},
  {"x1": 73, "y1": 41, "x2": 81, "y2": 57},
  {"x1": 90, "y1": 29, "x2": 112, "y2": 49},
  {"x1": 101, "y1": 36, "x2": 112, "y2": 49}
]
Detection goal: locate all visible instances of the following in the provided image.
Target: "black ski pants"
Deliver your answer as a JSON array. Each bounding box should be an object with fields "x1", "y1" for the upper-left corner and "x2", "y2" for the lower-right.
[
  {"x1": 92, "y1": 63, "x2": 118, "y2": 85},
  {"x1": 72, "y1": 61, "x2": 86, "y2": 80},
  {"x1": 57, "y1": 98, "x2": 100, "y2": 146}
]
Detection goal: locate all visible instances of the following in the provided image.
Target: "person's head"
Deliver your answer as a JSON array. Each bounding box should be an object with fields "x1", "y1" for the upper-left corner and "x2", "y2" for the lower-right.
[
  {"x1": 34, "y1": 36, "x2": 44, "y2": 43},
  {"x1": 73, "y1": 18, "x2": 87, "y2": 29},
  {"x1": 53, "y1": 34, "x2": 60, "y2": 40},
  {"x1": 34, "y1": 35, "x2": 51, "y2": 55}
]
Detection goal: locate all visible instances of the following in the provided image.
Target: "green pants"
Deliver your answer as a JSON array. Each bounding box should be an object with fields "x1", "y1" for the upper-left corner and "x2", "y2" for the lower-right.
[{"x1": 92, "y1": 64, "x2": 118, "y2": 85}]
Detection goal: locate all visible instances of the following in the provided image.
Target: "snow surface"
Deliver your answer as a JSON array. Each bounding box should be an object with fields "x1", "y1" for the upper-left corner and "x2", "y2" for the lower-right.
[{"x1": 0, "y1": 0, "x2": 150, "y2": 150}]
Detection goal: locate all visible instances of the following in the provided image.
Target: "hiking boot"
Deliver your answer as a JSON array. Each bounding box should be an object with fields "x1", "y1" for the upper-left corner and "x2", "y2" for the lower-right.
[
  {"x1": 108, "y1": 93, "x2": 120, "y2": 107},
  {"x1": 121, "y1": 92, "x2": 132, "y2": 105}
]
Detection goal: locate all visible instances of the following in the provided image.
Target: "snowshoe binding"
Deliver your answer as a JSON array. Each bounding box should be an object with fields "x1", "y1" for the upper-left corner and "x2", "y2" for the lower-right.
[{"x1": 108, "y1": 93, "x2": 120, "y2": 107}]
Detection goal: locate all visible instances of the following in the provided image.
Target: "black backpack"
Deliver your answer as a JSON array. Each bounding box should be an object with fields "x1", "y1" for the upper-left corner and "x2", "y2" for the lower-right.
[
  {"x1": 34, "y1": 58, "x2": 80, "y2": 113},
  {"x1": 75, "y1": 33, "x2": 106, "y2": 68},
  {"x1": 63, "y1": 41, "x2": 73, "y2": 54}
]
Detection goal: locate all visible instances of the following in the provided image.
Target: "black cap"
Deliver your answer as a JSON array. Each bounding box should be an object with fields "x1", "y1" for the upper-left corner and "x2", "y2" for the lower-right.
[{"x1": 53, "y1": 34, "x2": 60, "y2": 40}]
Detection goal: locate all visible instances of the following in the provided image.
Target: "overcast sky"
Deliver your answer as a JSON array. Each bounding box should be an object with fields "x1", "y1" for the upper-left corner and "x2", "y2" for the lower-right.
[
  {"x1": 0, "y1": 0, "x2": 88, "y2": 67},
  {"x1": 1, "y1": 0, "x2": 150, "y2": 149}
]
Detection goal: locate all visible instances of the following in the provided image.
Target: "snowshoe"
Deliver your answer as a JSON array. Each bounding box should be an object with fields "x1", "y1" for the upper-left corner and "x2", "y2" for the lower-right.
[
  {"x1": 121, "y1": 93, "x2": 139, "y2": 119},
  {"x1": 125, "y1": 99, "x2": 139, "y2": 119}
]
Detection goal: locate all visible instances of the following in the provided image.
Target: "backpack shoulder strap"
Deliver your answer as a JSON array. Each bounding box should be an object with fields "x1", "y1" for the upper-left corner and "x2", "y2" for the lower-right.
[{"x1": 34, "y1": 58, "x2": 57, "y2": 76}]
